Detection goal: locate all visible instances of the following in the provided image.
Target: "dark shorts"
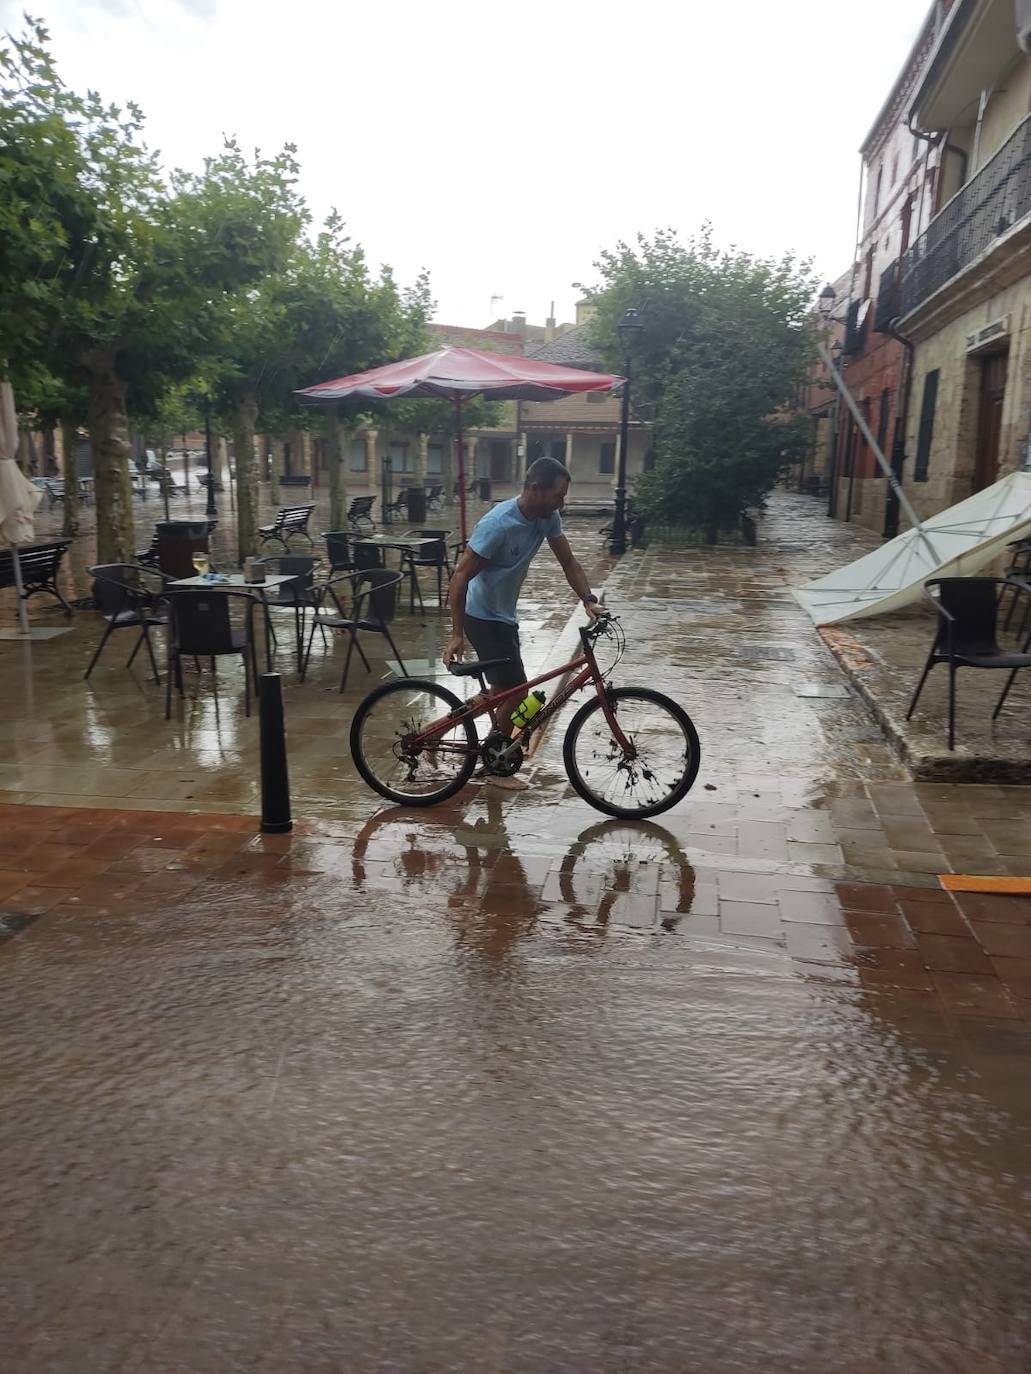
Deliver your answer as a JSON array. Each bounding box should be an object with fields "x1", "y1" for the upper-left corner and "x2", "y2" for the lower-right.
[{"x1": 464, "y1": 615, "x2": 525, "y2": 690}]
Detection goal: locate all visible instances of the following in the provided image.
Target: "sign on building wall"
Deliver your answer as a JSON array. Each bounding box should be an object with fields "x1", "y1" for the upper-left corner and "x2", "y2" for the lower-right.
[{"x1": 965, "y1": 317, "x2": 1010, "y2": 353}]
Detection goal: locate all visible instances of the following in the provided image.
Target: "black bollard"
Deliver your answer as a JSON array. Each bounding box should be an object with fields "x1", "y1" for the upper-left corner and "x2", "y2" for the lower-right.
[{"x1": 259, "y1": 673, "x2": 292, "y2": 833}]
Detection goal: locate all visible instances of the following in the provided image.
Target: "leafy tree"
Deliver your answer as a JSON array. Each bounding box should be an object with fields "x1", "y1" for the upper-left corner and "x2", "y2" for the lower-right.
[
  {"x1": 581, "y1": 226, "x2": 818, "y2": 538},
  {"x1": 0, "y1": 19, "x2": 303, "y2": 562},
  {"x1": 210, "y1": 216, "x2": 436, "y2": 555}
]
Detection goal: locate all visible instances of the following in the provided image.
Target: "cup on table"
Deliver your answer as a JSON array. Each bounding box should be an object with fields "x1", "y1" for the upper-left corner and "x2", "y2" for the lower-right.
[{"x1": 192, "y1": 553, "x2": 211, "y2": 577}]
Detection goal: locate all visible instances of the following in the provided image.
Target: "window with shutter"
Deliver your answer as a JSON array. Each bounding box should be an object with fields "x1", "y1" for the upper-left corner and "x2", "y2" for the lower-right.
[{"x1": 914, "y1": 371, "x2": 939, "y2": 482}]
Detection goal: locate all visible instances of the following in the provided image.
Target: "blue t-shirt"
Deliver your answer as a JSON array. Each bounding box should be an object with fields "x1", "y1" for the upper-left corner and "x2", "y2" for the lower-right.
[{"x1": 466, "y1": 498, "x2": 562, "y2": 625}]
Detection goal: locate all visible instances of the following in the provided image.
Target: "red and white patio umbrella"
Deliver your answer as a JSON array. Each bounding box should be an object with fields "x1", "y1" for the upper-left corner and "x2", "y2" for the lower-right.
[{"x1": 297, "y1": 346, "x2": 623, "y2": 542}]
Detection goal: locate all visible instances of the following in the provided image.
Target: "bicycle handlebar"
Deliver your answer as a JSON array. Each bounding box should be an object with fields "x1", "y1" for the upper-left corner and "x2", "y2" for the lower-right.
[{"x1": 581, "y1": 610, "x2": 617, "y2": 640}]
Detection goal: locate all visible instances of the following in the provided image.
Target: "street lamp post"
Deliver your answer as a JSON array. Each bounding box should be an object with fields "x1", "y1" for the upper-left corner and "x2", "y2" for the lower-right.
[
  {"x1": 204, "y1": 396, "x2": 217, "y2": 518},
  {"x1": 609, "y1": 307, "x2": 643, "y2": 556}
]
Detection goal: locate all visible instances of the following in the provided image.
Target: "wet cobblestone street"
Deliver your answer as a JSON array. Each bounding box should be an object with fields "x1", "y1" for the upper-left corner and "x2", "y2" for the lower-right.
[{"x1": 2, "y1": 491, "x2": 1031, "y2": 1371}]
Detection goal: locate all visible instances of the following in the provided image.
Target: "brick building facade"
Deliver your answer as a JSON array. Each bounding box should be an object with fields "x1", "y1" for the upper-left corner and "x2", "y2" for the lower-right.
[{"x1": 826, "y1": 2, "x2": 950, "y2": 533}]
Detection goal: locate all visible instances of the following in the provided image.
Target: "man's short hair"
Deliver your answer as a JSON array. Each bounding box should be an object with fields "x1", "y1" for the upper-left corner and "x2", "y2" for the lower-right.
[{"x1": 524, "y1": 456, "x2": 571, "y2": 490}]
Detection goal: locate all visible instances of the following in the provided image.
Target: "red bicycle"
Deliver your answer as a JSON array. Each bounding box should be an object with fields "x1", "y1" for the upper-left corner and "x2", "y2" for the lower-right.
[{"x1": 349, "y1": 612, "x2": 701, "y2": 819}]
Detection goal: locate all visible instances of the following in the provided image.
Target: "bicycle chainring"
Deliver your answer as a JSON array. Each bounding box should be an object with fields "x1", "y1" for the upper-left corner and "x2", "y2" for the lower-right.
[{"x1": 481, "y1": 730, "x2": 524, "y2": 777}]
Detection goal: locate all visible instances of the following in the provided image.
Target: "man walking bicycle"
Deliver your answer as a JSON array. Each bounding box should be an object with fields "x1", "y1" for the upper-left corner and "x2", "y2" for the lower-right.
[{"x1": 443, "y1": 456, "x2": 601, "y2": 791}]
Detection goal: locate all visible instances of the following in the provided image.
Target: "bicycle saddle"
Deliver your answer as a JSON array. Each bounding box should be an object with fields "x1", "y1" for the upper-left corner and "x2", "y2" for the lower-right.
[{"x1": 447, "y1": 657, "x2": 511, "y2": 677}]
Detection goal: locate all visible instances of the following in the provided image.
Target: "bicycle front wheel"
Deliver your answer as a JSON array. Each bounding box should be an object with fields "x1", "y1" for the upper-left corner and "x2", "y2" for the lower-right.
[
  {"x1": 562, "y1": 687, "x2": 701, "y2": 819},
  {"x1": 350, "y1": 678, "x2": 479, "y2": 806}
]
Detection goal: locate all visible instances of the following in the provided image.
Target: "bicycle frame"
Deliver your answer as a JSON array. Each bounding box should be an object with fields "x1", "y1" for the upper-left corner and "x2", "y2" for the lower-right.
[{"x1": 406, "y1": 627, "x2": 634, "y2": 758}]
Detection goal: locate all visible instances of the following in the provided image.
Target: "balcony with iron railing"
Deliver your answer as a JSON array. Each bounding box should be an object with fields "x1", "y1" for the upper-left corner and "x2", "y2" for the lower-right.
[{"x1": 899, "y1": 113, "x2": 1031, "y2": 317}]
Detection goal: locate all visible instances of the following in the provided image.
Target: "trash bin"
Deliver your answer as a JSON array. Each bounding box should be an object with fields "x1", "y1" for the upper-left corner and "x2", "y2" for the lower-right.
[
  {"x1": 406, "y1": 487, "x2": 428, "y2": 524},
  {"x1": 478, "y1": 477, "x2": 492, "y2": 501},
  {"x1": 156, "y1": 519, "x2": 211, "y2": 578}
]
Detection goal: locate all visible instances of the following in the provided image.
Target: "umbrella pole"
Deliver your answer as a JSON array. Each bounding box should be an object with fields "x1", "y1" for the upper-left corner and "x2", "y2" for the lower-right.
[
  {"x1": 11, "y1": 544, "x2": 30, "y2": 636},
  {"x1": 455, "y1": 396, "x2": 468, "y2": 545},
  {"x1": 819, "y1": 343, "x2": 942, "y2": 565}
]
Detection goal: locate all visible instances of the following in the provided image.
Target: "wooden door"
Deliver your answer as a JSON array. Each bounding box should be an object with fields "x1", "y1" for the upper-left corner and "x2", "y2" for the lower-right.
[{"x1": 973, "y1": 352, "x2": 1008, "y2": 492}]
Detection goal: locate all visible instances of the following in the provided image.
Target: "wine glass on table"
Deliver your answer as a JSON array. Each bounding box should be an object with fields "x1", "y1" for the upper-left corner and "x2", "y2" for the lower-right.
[{"x1": 191, "y1": 552, "x2": 210, "y2": 579}]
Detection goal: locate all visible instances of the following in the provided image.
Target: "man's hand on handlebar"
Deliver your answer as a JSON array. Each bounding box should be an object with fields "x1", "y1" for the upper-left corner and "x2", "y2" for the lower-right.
[{"x1": 583, "y1": 608, "x2": 615, "y2": 638}]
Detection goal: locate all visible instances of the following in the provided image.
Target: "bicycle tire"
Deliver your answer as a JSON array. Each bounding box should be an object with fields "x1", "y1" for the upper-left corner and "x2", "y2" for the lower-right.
[
  {"x1": 350, "y1": 678, "x2": 479, "y2": 807},
  {"x1": 562, "y1": 687, "x2": 701, "y2": 819}
]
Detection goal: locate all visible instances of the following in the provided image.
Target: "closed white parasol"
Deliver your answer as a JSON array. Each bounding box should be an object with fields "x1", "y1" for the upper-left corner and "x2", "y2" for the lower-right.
[{"x1": 0, "y1": 379, "x2": 71, "y2": 641}]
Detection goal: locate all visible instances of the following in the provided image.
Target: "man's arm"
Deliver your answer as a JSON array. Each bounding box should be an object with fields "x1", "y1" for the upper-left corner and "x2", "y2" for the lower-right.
[
  {"x1": 548, "y1": 534, "x2": 601, "y2": 615},
  {"x1": 443, "y1": 546, "x2": 490, "y2": 665}
]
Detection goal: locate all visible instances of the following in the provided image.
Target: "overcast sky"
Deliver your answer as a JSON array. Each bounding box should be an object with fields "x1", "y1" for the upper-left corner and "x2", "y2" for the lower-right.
[{"x1": 3, "y1": 0, "x2": 932, "y2": 328}]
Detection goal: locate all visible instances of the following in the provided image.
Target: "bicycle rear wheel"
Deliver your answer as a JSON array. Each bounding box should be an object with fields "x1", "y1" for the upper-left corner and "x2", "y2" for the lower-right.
[
  {"x1": 562, "y1": 687, "x2": 700, "y2": 819},
  {"x1": 350, "y1": 679, "x2": 479, "y2": 806}
]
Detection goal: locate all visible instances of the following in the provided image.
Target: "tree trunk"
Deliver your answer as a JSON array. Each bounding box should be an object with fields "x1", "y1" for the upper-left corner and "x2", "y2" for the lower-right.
[
  {"x1": 158, "y1": 443, "x2": 171, "y2": 521},
  {"x1": 233, "y1": 391, "x2": 259, "y2": 563},
  {"x1": 42, "y1": 426, "x2": 58, "y2": 477},
  {"x1": 16, "y1": 426, "x2": 32, "y2": 474},
  {"x1": 87, "y1": 361, "x2": 136, "y2": 564},
  {"x1": 60, "y1": 419, "x2": 80, "y2": 537},
  {"x1": 327, "y1": 408, "x2": 349, "y2": 530},
  {"x1": 213, "y1": 435, "x2": 228, "y2": 491}
]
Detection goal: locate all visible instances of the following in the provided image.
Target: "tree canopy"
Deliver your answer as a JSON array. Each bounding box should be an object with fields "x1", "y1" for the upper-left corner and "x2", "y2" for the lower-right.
[
  {"x1": 581, "y1": 226, "x2": 819, "y2": 536},
  {"x1": 0, "y1": 17, "x2": 439, "y2": 560}
]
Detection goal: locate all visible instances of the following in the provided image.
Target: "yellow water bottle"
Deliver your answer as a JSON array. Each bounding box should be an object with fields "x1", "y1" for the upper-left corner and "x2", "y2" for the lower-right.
[{"x1": 510, "y1": 689, "x2": 546, "y2": 729}]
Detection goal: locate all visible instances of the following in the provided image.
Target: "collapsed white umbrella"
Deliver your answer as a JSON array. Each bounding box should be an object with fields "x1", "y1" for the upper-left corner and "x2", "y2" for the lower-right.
[
  {"x1": 795, "y1": 343, "x2": 1031, "y2": 625},
  {"x1": 796, "y1": 469, "x2": 1031, "y2": 624},
  {"x1": 0, "y1": 379, "x2": 44, "y2": 638}
]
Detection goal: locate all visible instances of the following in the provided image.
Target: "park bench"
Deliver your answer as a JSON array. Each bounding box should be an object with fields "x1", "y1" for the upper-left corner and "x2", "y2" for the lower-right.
[
  {"x1": 347, "y1": 496, "x2": 376, "y2": 534},
  {"x1": 0, "y1": 540, "x2": 74, "y2": 616},
  {"x1": 154, "y1": 469, "x2": 187, "y2": 497},
  {"x1": 279, "y1": 474, "x2": 312, "y2": 491},
  {"x1": 384, "y1": 486, "x2": 417, "y2": 522},
  {"x1": 258, "y1": 504, "x2": 316, "y2": 552},
  {"x1": 32, "y1": 478, "x2": 65, "y2": 509}
]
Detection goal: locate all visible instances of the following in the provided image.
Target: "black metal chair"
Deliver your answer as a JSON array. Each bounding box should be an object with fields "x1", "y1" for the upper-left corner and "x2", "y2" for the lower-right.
[
  {"x1": 399, "y1": 529, "x2": 453, "y2": 612},
  {"x1": 164, "y1": 589, "x2": 258, "y2": 719},
  {"x1": 353, "y1": 541, "x2": 386, "y2": 572},
  {"x1": 906, "y1": 577, "x2": 1031, "y2": 749},
  {"x1": 427, "y1": 484, "x2": 444, "y2": 511},
  {"x1": 1002, "y1": 538, "x2": 1031, "y2": 634},
  {"x1": 347, "y1": 496, "x2": 376, "y2": 534},
  {"x1": 323, "y1": 530, "x2": 356, "y2": 574},
  {"x1": 85, "y1": 563, "x2": 169, "y2": 683},
  {"x1": 301, "y1": 569, "x2": 408, "y2": 693},
  {"x1": 257, "y1": 555, "x2": 318, "y2": 672}
]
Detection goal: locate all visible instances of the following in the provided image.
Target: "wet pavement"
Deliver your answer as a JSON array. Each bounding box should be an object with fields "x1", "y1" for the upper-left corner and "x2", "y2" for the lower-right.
[{"x1": 3, "y1": 489, "x2": 1031, "y2": 1371}]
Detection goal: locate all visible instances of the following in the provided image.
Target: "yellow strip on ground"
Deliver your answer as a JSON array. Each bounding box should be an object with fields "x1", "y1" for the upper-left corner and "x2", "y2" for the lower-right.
[{"x1": 939, "y1": 875, "x2": 1031, "y2": 894}]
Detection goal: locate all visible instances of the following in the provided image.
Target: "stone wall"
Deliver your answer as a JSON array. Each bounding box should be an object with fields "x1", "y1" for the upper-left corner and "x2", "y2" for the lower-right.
[{"x1": 903, "y1": 278, "x2": 1031, "y2": 523}]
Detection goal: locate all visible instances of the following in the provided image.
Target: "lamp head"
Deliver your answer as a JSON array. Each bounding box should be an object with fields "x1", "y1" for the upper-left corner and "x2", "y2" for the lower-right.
[{"x1": 617, "y1": 307, "x2": 643, "y2": 355}]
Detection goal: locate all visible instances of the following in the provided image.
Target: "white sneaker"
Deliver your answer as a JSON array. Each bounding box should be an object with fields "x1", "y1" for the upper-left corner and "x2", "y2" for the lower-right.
[{"x1": 482, "y1": 773, "x2": 530, "y2": 792}]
